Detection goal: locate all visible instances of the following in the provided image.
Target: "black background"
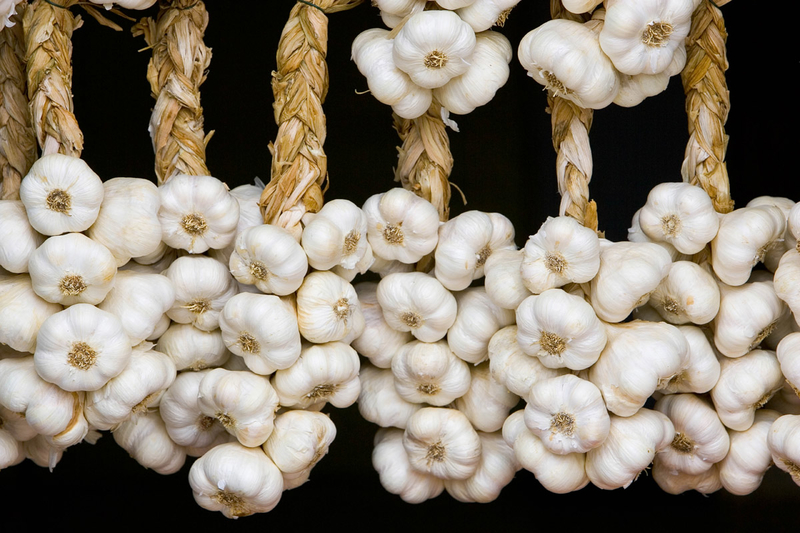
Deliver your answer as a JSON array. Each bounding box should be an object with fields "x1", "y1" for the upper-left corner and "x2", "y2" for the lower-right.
[{"x1": 3, "y1": 0, "x2": 799, "y2": 529}]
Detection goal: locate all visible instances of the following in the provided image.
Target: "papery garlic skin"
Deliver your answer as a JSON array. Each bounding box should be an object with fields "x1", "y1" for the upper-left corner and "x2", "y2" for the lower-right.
[
  {"x1": 229, "y1": 224, "x2": 308, "y2": 296},
  {"x1": 373, "y1": 428, "x2": 445, "y2": 504},
  {"x1": 20, "y1": 154, "x2": 104, "y2": 236},
  {"x1": 403, "y1": 407, "x2": 482, "y2": 480},
  {"x1": 28, "y1": 233, "x2": 117, "y2": 306},
  {"x1": 362, "y1": 188, "x2": 440, "y2": 264},
  {"x1": 190, "y1": 442, "x2": 283, "y2": 518},
  {"x1": 358, "y1": 364, "x2": 422, "y2": 429},
  {"x1": 713, "y1": 281, "x2": 786, "y2": 358},
  {"x1": 627, "y1": 208, "x2": 685, "y2": 261},
  {"x1": 652, "y1": 458, "x2": 722, "y2": 495},
  {"x1": 34, "y1": 304, "x2": 132, "y2": 392},
  {"x1": 156, "y1": 323, "x2": 231, "y2": 371},
  {"x1": 158, "y1": 174, "x2": 240, "y2": 254},
  {"x1": 165, "y1": 255, "x2": 238, "y2": 332},
  {"x1": 483, "y1": 248, "x2": 531, "y2": 310},
  {"x1": 263, "y1": 410, "x2": 336, "y2": 479},
  {"x1": 209, "y1": 181, "x2": 265, "y2": 266},
  {"x1": 455, "y1": 362, "x2": 518, "y2": 433},
  {"x1": 520, "y1": 216, "x2": 601, "y2": 294},
  {"x1": 444, "y1": 431, "x2": 518, "y2": 503},
  {"x1": 456, "y1": 0, "x2": 521, "y2": 32},
  {"x1": 296, "y1": 271, "x2": 364, "y2": 345},
  {"x1": 447, "y1": 287, "x2": 515, "y2": 364},
  {"x1": 488, "y1": 326, "x2": 568, "y2": 398},
  {"x1": 561, "y1": 0, "x2": 603, "y2": 14},
  {"x1": 0, "y1": 200, "x2": 44, "y2": 273},
  {"x1": 649, "y1": 260, "x2": 720, "y2": 325},
  {"x1": 377, "y1": 272, "x2": 457, "y2": 343},
  {"x1": 585, "y1": 408, "x2": 675, "y2": 490},
  {"x1": 718, "y1": 409, "x2": 781, "y2": 495},
  {"x1": 351, "y1": 281, "x2": 413, "y2": 369},
  {"x1": 392, "y1": 340, "x2": 471, "y2": 407},
  {"x1": 774, "y1": 249, "x2": 800, "y2": 326},
  {"x1": 159, "y1": 370, "x2": 228, "y2": 451},
  {"x1": 613, "y1": 44, "x2": 685, "y2": 107},
  {"x1": 301, "y1": 199, "x2": 370, "y2": 272},
  {"x1": 516, "y1": 289, "x2": 606, "y2": 371},
  {"x1": 23, "y1": 434, "x2": 64, "y2": 471},
  {"x1": 658, "y1": 325, "x2": 720, "y2": 394},
  {"x1": 767, "y1": 414, "x2": 800, "y2": 487},
  {"x1": 777, "y1": 332, "x2": 800, "y2": 394},
  {"x1": 0, "y1": 275, "x2": 62, "y2": 353},
  {"x1": 0, "y1": 426, "x2": 24, "y2": 470}
]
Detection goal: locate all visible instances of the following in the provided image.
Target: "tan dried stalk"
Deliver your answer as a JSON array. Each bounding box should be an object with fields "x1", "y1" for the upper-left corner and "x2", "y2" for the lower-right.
[
  {"x1": 393, "y1": 102, "x2": 454, "y2": 222},
  {"x1": 0, "y1": 4, "x2": 36, "y2": 200},
  {"x1": 23, "y1": 0, "x2": 83, "y2": 158},
  {"x1": 680, "y1": 0, "x2": 733, "y2": 213},
  {"x1": 259, "y1": 0, "x2": 364, "y2": 231},
  {"x1": 547, "y1": 0, "x2": 598, "y2": 232},
  {"x1": 133, "y1": 0, "x2": 212, "y2": 184}
]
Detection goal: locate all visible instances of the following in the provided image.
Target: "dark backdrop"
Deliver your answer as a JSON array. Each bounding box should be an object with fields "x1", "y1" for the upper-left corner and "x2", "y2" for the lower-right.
[{"x1": 3, "y1": 1, "x2": 798, "y2": 530}]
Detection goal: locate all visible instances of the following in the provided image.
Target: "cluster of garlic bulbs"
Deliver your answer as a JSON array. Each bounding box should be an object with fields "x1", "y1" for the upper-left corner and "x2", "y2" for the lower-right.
[{"x1": 518, "y1": 0, "x2": 696, "y2": 108}]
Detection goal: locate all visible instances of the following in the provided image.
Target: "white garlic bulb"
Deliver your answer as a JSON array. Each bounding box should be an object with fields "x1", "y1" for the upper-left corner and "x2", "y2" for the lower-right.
[
  {"x1": 0, "y1": 274, "x2": 62, "y2": 353},
  {"x1": 372, "y1": 427, "x2": 445, "y2": 504},
  {"x1": 767, "y1": 414, "x2": 800, "y2": 487},
  {"x1": 158, "y1": 174, "x2": 240, "y2": 254},
  {"x1": 456, "y1": 0, "x2": 521, "y2": 32},
  {"x1": 156, "y1": 322, "x2": 231, "y2": 371},
  {"x1": 444, "y1": 431, "x2": 518, "y2": 503},
  {"x1": 23, "y1": 434, "x2": 64, "y2": 471},
  {"x1": 652, "y1": 459, "x2": 722, "y2": 495},
  {"x1": 0, "y1": 200, "x2": 44, "y2": 273},
  {"x1": 455, "y1": 362, "x2": 519, "y2": 433},
  {"x1": 296, "y1": 271, "x2": 364, "y2": 344},
  {"x1": 358, "y1": 364, "x2": 422, "y2": 429},
  {"x1": 483, "y1": 248, "x2": 531, "y2": 310},
  {"x1": 627, "y1": 208, "x2": 685, "y2": 261},
  {"x1": 718, "y1": 409, "x2": 781, "y2": 495},
  {"x1": 488, "y1": 325, "x2": 568, "y2": 398},
  {"x1": 165, "y1": 255, "x2": 238, "y2": 332},
  {"x1": 301, "y1": 199, "x2": 371, "y2": 273},
  {"x1": 447, "y1": 287, "x2": 515, "y2": 364},
  {"x1": 774, "y1": 249, "x2": 800, "y2": 326},
  {"x1": 19, "y1": 154, "x2": 104, "y2": 236},
  {"x1": 209, "y1": 181, "x2": 266, "y2": 266},
  {"x1": 713, "y1": 280, "x2": 786, "y2": 358},
  {"x1": 351, "y1": 281, "x2": 413, "y2": 369},
  {"x1": 229, "y1": 224, "x2": 308, "y2": 296},
  {"x1": 391, "y1": 340, "x2": 471, "y2": 407},
  {"x1": 403, "y1": 407, "x2": 482, "y2": 480},
  {"x1": 263, "y1": 410, "x2": 336, "y2": 484},
  {"x1": 159, "y1": 370, "x2": 228, "y2": 452},
  {"x1": 777, "y1": 332, "x2": 800, "y2": 394},
  {"x1": 648, "y1": 260, "x2": 720, "y2": 325},
  {"x1": 613, "y1": 44, "x2": 686, "y2": 107},
  {"x1": 377, "y1": 272, "x2": 457, "y2": 343},
  {"x1": 658, "y1": 325, "x2": 720, "y2": 394}
]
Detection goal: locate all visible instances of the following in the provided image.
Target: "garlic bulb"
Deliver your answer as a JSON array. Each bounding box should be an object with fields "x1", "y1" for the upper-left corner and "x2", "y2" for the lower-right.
[
  {"x1": 515, "y1": 288, "x2": 607, "y2": 371},
  {"x1": 0, "y1": 405, "x2": 37, "y2": 443},
  {"x1": 358, "y1": 364, "x2": 422, "y2": 429},
  {"x1": 613, "y1": 44, "x2": 685, "y2": 107},
  {"x1": 377, "y1": 272, "x2": 457, "y2": 343},
  {"x1": 362, "y1": 188, "x2": 440, "y2": 264},
  {"x1": 158, "y1": 174, "x2": 240, "y2": 254},
  {"x1": 561, "y1": 0, "x2": 603, "y2": 14},
  {"x1": 296, "y1": 271, "x2": 364, "y2": 344},
  {"x1": 518, "y1": 18, "x2": 620, "y2": 109},
  {"x1": 19, "y1": 154, "x2": 104, "y2": 236},
  {"x1": 271, "y1": 342, "x2": 361, "y2": 410},
  {"x1": 86, "y1": 178, "x2": 162, "y2": 266},
  {"x1": 777, "y1": 332, "x2": 800, "y2": 394},
  {"x1": 0, "y1": 423, "x2": 24, "y2": 470},
  {"x1": 372, "y1": 427, "x2": 445, "y2": 504},
  {"x1": 218, "y1": 293, "x2": 301, "y2": 375},
  {"x1": 652, "y1": 459, "x2": 722, "y2": 495},
  {"x1": 156, "y1": 322, "x2": 231, "y2": 371},
  {"x1": 456, "y1": 0, "x2": 521, "y2": 32},
  {"x1": 209, "y1": 181, "x2": 265, "y2": 266},
  {"x1": 488, "y1": 325, "x2": 568, "y2": 398},
  {"x1": 767, "y1": 414, "x2": 800, "y2": 487},
  {"x1": 165, "y1": 255, "x2": 238, "y2": 332},
  {"x1": 301, "y1": 199, "x2": 371, "y2": 273},
  {"x1": 648, "y1": 260, "x2": 720, "y2": 325},
  {"x1": 774, "y1": 249, "x2": 800, "y2": 325},
  {"x1": 263, "y1": 410, "x2": 336, "y2": 484},
  {"x1": 585, "y1": 408, "x2": 675, "y2": 490},
  {"x1": 229, "y1": 224, "x2": 308, "y2": 296},
  {"x1": 718, "y1": 409, "x2": 781, "y2": 495},
  {"x1": 520, "y1": 216, "x2": 601, "y2": 294},
  {"x1": 627, "y1": 208, "x2": 685, "y2": 261},
  {"x1": 28, "y1": 233, "x2": 117, "y2": 306},
  {"x1": 454, "y1": 362, "x2": 519, "y2": 433},
  {"x1": 159, "y1": 370, "x2": 229, "y2": 452},
  {"x1": 23, "y1": 434, "x2": 64, "y2": 471},
  {"x1": 189, "y1": 442, "x2": 283, "y2": 518},
  {"x1": 444, "y1": 431, "x2": 518, "y2": 503},
  {"x1": 34, "y1": 304, "x2": 132, "y2": 392},
  {"x1": 483, "y1": 248, "x2": 531, "y2": 310},
  {"x1": 0, "y1": 275, "x2": 62, "y2": 353},
  {"x1": 447, "y1": 287, "x2": 515, "y2": 364},
  {"x1": 434, "y1": 211, "x2": 516, "y2": 291},
  {"x1": 0, "y1": 200, "x2": 44, "y2": 273},
  {"x1": 351, "y1": 281, "x2": 413, "y2": 369},
  {"x1": 658, "y1": 325, "x2": 720, "y2": 394},
  {"x1": 391, "y1": 340, "x2": 471, "y2": 407},
  {"x1": 713, "y1": 280, "x2": 786, "y2": 358},
  {"x1": 403, "y1": 407, "x2": 482, "y2": 480}
]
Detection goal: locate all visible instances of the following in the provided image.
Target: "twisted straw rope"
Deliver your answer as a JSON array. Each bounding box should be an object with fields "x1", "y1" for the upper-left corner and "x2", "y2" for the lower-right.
[
  {"x1": 548, "y1": 0, "x2": 598, "y2": 232},
  {"x1": 23, "y1": 0, "x2": 83, "y2": 158},
  {"x1": 393, "y1": 102, "x2": 453, "y2": 222},
  {"x1": 0, "y1": 4, "x2": 36, "y2": 200},
  {"x1": 259, "y1": 0, "x2": 363, "y2": 231},
  {"x1": 133, "y1": 0, "x2": 212, "y2": 184},
  {"x1": 681, "y1": 0, "x2": 733, "y2": 213}
]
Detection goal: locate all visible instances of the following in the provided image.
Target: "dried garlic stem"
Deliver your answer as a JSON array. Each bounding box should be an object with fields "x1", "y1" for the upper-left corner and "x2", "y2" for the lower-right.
[
  {"x1": 0, "y1": 3, "x2": 36, "y2": 200},
  {"x1": 548, "y1": 0, "x2": 598, "y2": 233},
  {"x1": 393, "y1": 102, "x2": 454, "y2": 222},
  {"x1": 259, "y1": 0, "x2": 364, "y2": 230},
  {"x1": 680, "y1": 0, "x2": 733, "y2": 213},
  {"x1": 133, "y1": 0, "x2": 212, "y2": 184},
  {"x1": 23, "y1": 0, "x2": 83, "y2": 158}
]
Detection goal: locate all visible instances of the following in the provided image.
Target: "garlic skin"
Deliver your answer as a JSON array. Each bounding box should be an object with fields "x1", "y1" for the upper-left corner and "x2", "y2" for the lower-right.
[
  {"x1": 86, "y1": 178, "x2": 162, "y2": 266},
  {"x1": 455, "y1": 362, "x2": 519, "y2": 433},
  {"x1": 0, "y1": 425, "x2": 24, "y2": 470},
  {"x1": 28, "y1": 233, "x2": 118, "y2": 306},
  {"x1": 158, "y1": 174, "x2": 240, "y2": 254},
  {"x1": 627, "y1": 208, "x2": 685, "y2": 262},
  {"x1": 649, "y1": 260, "x2": 720, "y2": 325},
  {"x1": 165, "y1": 255, "x2": 238, "y2": 332},
  {"x1": 637, "y1": 182, "x2": 720, "y2": 255},
  {"x1": 97, "y1": 270, "x2": 175, "y2": 346},
  {"x1": 767, "y1": 414, "x2": 800, "y2": 487},
  {"x1": 711, "y1": 205, "x2": 786, "y2": 286},
  {"x1": 0, "y1": 405, "x2": 37, "y2": 443},
  {"x1": 189, "y1": 442, "x2": 284, "y2": 518},
  {"x1": 271, "y1": 342, "x2": 361, "y2": 410},
  {"x1": 652, "y1": 459, "x2": 722, "y2": 495},
  {"x1": 503, "y1": 410, "x2": 589, "y2": 493},
  {"x1": 156, "y1": 323, "x2": 231, "y2": 371},
  {"x1": 301, "y1": 199, "x2": 371, "y2": 272},
  {"x1": 711, "y1": 349, "x2": 784, "y2": 431},
  {"x1": 434, "y1": 211, "x2": 516, "y2": 291},
  {"x1": 403, "y1": 407, "x2": 482, "y2": 480},
  {"x1": 229, "y1": 224, "x2": 308, "y2": 296},
  {"x1": 218, "y1": 293, "x2": 301, "y2": 376},
  {"x1": 0, "y1": 200, "x2": 44, "y2": 273},
  {"x1": 561, "y1": 0, "x2": 603, "y2": 14},
  {"x1": 296, "y1": 271, "x2": 364, "y2": 345},
  {"x1": 658, "y1": 325, "x2": 720, "y2": 394},
  {"x1": 377, "y1": 272, "x2": 457, "y2": 343},
  {"x1": 585, "y1": 408, "x2": 675, "y2": 490},
  {"x1": 391, "y1": 340, "x2": 471, "y2": 407},
  {"x1": 23, "y1": 434, "x2": 64, "y2": 471},
  {"x1": 0, "y1": 275, "x2": 62, "y2": 353},
  {"x1": 713, "y1": 280, "x2": 786, "y2": 358},
  {"x1": 483, "y1": 248, "x2": 531, "y2": 310},
  {"x1": 590, "y1": 241, "x2": 672, "y2": 323},
  {"x1": 351, "y1": 281, "x2": 413, "y2": 369},
  {"x1": 369, "y1": 254, "x2": 416, "y2": 277},
  {"x1": 444, "y1": 431, "x2": 518, "y2": 503},
  {"x1": 516, "y1": 288, "x2": 607, "y2": 371},
  {"x1": 34, "y1": 304, "x2": 132, "y2": 392},
  {"x1": 524, "y1": 374, "x2": 610, "y2": 455},
  {"x1": 19, "y1": 154, "x2": 104, "y2": 236},
  {"x1": 263, "y1": 410, "x2": 336, "y2": 481},
  {"x1": 718, "y1": 409, "x2": 781, "y2": 495},
  {"x1": 777, "y1": 332, "x2": 800, "y2": 394},
  {"x1": 373, "y1": 427, "x2": 445, "y2": 504},
  {"x1": 362, "y1": 188, "x2": 440, "y2": 264},
  {"x1": 456, "y1": 0, "x2": 521, "y2": 32},
  {"x1": 488, "y1": 325, "x2": 568, "y2": 398},
  {"x1": 392, "y1": 11, "x2": 476, "y2": 90},
  {"x1": 613, "y1": 44, "x2": 686, "y2": 107},
  {"x1": 358, "y1": 364, "x2": 422, "y2": 429},
  {"x1": 774, "y1": 249, "x2": 800, "y2": 325},
  {"x1": 159, "y1": 370, "x2": 228, "y2": 452},
  {"x1": 209, "y1": 181, "x2": 266, "y2": 266},
  {"x1": 518, "y1": 18, "x2": 620, "y2": 109},
  {"x1": 520, "y1": 216, "x2": 601, "y2": 294},
  {"x1": 447, "y1": 287, "x2": 515, "y2": 364}
]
